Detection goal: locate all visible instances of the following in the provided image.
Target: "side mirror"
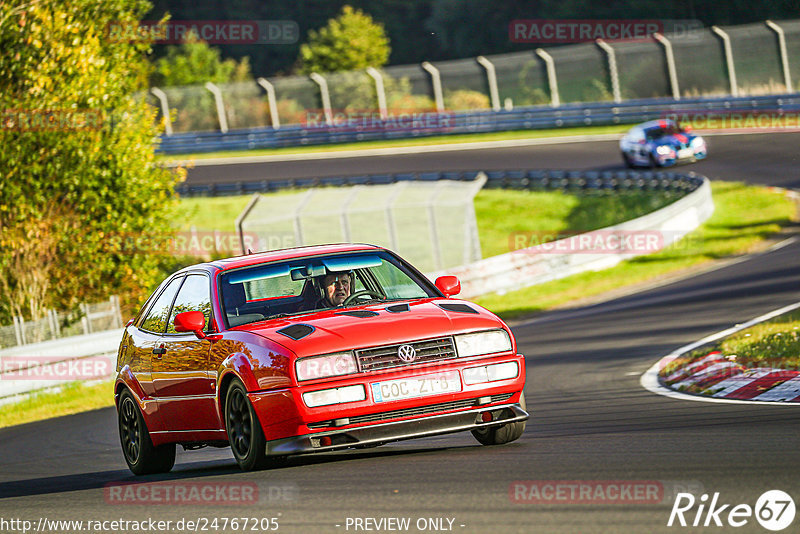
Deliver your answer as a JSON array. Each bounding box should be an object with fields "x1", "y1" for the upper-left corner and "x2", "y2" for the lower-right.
[
  {"x1": 174, "y1": 311, "x2": 207, "y2": 339},
  {"x1": 435, "y1": 275, "x2": 461, "y2": 297}
]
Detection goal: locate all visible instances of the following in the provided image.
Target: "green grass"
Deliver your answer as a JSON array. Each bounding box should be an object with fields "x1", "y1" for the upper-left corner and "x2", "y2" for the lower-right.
[
  {"x1": 159, "y1": 125, "x2": 631, "y2": 161},
  {"x1": 719, "y1": 310, "x2": 800, "y2": 368},
  {"x1": 473, "y1": 182, "x2": 794, "y2": 319},
  {"x1": 0, "y1": 380, "x2": 114, "y2": 429}
]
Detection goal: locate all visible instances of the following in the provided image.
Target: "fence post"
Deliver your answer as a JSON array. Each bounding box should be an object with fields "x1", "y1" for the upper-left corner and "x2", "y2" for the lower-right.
[
  {"x1": 47, "y1": 309, "x2": 58, "y2": 339},
  {"x1": 476, "y1": 56, "x2": 501, "y2": 112},
  {"x1": 711, "y1": 26, "x2": 738, "y2": 97},
  {"x1": 385, "y1": 181, "x2": 409, "y2": 252},
  {"x1": 309, "y1": 73, "x2": 334, "y2": 125},
  {"x1": 427, "y1": 181, "x2": 447, "y2": 271},
  {"x1": 535, "y1": 49, "x2": 560, "y2": 107},
  {"x1": 256, "y1": 77, "x2": 281, "y2": 129},
  {"x1": 111, "y1": 295, "x2": 123, "y2": 328},
  {"x1": 421, "y1": 62, "x2": 445, "y2": 112},
  {"x1": 80, "y1": 303, "x2": 92, "y2": 334},
  {"x1": 654, "y1": 33, "x2": 681, "y2": 100},
  {"x1": 765, "y1": 20, "x2": 793, "y2": 93},
  {"x1": 340, "y1": 186, "x2": 362, "y2": 243},
  {"x1": 366, "y1": 67, "x2": 388, "y2": 120},
  {"x1": 595, "y1": 39, "x2": 622, "y2": 103},
  {"x1": 292, "y1": 189, "x2": 316, "y2": 247},
  {"x1": 12, "y1": 316, "x2": 23, "y2": 346},
  {"x1": 235, "y1": 193, "x2": 262, "y2": 254},
  {"x1": 204, "y1": 82, "x2": 229, "y2": 133},
  {"x1": 150, "y1": 87, "x2": 173, "y2": 136}
]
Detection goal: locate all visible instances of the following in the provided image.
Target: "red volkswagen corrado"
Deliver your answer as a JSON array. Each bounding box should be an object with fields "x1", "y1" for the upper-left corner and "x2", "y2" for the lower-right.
[{"x1": 115, "y1": 244, "x2": 528, "y2": 474}]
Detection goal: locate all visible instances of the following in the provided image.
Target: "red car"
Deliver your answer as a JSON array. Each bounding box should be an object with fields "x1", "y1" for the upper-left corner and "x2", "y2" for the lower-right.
[{"x1": 115, "y1": 244, "x2": 528, "y2": 474}]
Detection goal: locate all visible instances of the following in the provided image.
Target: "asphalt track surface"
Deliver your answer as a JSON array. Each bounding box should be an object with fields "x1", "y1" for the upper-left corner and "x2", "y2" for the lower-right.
[{"x1": 1, "y1": 131, "x2": 799, "y2": 533}]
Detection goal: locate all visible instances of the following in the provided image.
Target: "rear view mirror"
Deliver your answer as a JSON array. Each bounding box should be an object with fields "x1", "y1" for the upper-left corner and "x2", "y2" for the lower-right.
[
  {"x1": 174, "y1": 311, "x2": 207, "y2": 339},
  {"x1": 435, "y1": 276, "x2": 461, "y2": 297}
]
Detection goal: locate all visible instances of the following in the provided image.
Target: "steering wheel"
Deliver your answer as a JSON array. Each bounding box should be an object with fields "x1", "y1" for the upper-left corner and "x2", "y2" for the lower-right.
[{"x1": 343, "y1": 290, "x2": 385, "y2": 306}]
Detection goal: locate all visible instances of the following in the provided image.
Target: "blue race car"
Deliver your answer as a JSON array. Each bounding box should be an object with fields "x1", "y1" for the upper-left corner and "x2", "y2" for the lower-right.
[{"x1": 619, "y1": 119, "x2": 707, "y2": 168}]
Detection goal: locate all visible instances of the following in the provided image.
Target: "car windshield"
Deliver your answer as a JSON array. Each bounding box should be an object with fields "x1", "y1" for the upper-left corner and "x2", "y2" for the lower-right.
[
  {"x1": 645, "y1": 123, "x2": 683, "y2": 139},
  {"x1": 219, "y1": 251, "x2": 437, "y2": 327}
]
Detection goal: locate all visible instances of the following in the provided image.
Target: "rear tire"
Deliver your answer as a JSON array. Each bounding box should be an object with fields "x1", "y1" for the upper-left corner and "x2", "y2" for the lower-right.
[
  {"x1": 225, "y1": 379, "x2": 269, "y2": 471},
  {"x1": 471, "y1": 392, "x2": 527, "y2": 446},
  {"x1": 118, "y1": 390, "x2": 176, "y2": 475}
]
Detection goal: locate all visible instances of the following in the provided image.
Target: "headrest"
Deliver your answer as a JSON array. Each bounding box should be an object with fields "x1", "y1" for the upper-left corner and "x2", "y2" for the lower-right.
[{"x1": 222, "y1": 282, "x2": 247, "y2": 310}]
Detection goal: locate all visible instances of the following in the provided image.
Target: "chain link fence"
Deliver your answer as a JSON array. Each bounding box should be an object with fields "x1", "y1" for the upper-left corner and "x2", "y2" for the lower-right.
[
  {"x1": 237, "y1": 175, "x2": 486, "y2": 274},
  {"x1": 146, "y1": 19, "x2": 800, "y2": 135},
  {"x1": 0, "y1": 296, "x2": 123, "y2": 350}
]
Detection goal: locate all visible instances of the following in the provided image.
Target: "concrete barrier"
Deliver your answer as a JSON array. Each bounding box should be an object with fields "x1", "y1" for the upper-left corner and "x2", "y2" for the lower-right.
[{"x1": 427, "y1": 177, "x2": 714, "y2": 299}]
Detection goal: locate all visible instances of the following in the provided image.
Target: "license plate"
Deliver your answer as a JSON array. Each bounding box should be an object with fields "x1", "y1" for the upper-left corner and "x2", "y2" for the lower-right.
[
  {"x1": 677, "y1": 148, "x2": 694, "y2": 159},
  {"x1": 371, "y1": 371, "x2": 461, "y2": 403}
]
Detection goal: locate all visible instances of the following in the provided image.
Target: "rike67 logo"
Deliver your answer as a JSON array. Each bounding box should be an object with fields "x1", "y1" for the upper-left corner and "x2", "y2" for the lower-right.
[{"x1": 668, "y1": 490, "x2": 795, "y2": 531}]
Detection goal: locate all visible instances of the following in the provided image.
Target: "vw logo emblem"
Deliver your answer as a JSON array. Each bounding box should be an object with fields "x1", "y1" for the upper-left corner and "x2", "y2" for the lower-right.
[{"x1": 397, "y1": 344, "x2": 417, "y2": 363}]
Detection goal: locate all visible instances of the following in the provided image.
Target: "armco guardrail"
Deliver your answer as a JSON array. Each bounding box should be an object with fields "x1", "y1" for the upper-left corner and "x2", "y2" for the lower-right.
[
  {"x1": 177, "y1": 168, "x2": 703, "y2": 197},
  {"x1": 0, "y1": 329, "x2": 122, "y2": 401},
  {"x1": 158, "y1": 93, "x2": 800, "y2": 155},
  {"x1": 428, "y1": 172, "x2": 713, "y2": 299}
]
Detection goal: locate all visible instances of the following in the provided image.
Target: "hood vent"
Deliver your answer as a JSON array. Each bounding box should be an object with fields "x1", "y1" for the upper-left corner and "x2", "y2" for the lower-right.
[
  {"x1": 385, "y1": 303, "x2": 410, "y2": 313},
  {"x1": 277, "y1": 324, "x2": 315, "y2": 340},
  {"x1": 335, "y1": 310, "x2": 379, "y2": 318},
  {"x1": 436, "y1": 302, "x2": 479, "y2": 314}
]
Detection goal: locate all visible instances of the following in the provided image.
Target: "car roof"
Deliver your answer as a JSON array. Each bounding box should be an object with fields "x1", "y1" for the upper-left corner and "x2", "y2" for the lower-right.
[
  {"x1": 202, "y1": 243, "x2": 384, "y2": 271},
  {"x1": 640, "y1": 119, "x2": 676, "y2": 130}
]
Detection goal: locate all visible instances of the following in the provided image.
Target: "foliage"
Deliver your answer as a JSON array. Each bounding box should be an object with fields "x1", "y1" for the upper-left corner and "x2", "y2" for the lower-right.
[
  {"x1": 298, "y1": 5, "x2": 390, "y2": 74},
  {"x1": 0, "y1": 0, "x2": 183, "y2": 323},
  {"x1": 150, "y1": 34, "x2": 252, "y2": 87},
  {"x1": 444, "y1": 89, "x2": 490, "y2": 111}
]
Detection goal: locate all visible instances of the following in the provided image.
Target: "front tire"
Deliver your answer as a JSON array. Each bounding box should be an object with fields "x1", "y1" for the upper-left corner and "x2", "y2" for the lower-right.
[
  {"x1": 118, "y1": 390, "x2": 176, "y2": 475},
  {"x1": 471, "y1": 392, "x2": 527, "y2": 446},
  {"x1": 622, "y1": 151, "x2": 634, "y2": 168},
  {"x1": 225, "y1": 379, "x2": 269, "y2": 471}
]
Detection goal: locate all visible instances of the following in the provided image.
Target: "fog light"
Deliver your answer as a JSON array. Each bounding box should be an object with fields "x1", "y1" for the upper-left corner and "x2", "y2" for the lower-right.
[
  {"x1": 320, "y1": 436, "x2": 333, "y2": 447},
  {"x1": 463, "y1": 361, "x2": 519, "y2": 385},
  {"x1": 481, "y1": 411, "x2": 493, "y2": 423}
]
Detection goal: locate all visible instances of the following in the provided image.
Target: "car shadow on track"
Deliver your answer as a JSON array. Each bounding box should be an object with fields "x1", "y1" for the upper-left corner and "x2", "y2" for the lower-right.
[{"x1": 0, "y1": 444, "x2": 476, "y2": 500}]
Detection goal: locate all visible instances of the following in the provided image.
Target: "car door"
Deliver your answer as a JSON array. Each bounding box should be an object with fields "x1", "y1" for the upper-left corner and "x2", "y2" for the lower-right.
[
  {"x1": 132, "y1": 275, "x2": 185, "y2": 432},
  {"x1": 152, "y1": 273, "x2": 220, "y2": 432}
]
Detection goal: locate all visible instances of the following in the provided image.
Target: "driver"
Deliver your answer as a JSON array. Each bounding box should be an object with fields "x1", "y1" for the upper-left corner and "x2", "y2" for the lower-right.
[{"x1": 320, "y1": 272, "x2": 352, "y2": 307}]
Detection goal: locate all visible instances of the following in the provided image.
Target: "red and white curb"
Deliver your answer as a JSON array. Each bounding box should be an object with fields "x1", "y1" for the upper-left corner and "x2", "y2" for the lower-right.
[{"x1": 641, "y1": 301, "x2": 800, "y2": 405}]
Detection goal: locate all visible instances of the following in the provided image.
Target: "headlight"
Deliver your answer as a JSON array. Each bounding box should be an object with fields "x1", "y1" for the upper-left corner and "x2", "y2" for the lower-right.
[
  {"x1": 690, "y1": 137, "x2": 705, "y2": 148},
  {"x1": 454, "y1": 329, "x2": 512, "y2": 358},
  {"x1": 303, "y1": 385, "x2": 366, "y2": 408},
  {"x1": 656, "y1": 145, "x2": 674, "y2": 156},
  {"x1": 296, "y1": 352, "x2": 358, "y2": 381}
]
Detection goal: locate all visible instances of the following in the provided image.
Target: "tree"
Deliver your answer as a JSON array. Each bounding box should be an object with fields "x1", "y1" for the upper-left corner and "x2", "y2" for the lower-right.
[
  {"x1": 298, "y1": 5, "x2": 390, "y2": 74},
  {"x1": 150, "y1": 34, "x2": 252, "y2": 87},
  {"x1": 0, "y1": 0, "x2": 184, "y2": 324}
]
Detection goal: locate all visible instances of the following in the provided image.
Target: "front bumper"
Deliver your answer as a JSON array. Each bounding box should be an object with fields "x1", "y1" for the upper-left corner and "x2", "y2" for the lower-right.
[{"x1": 264, "y1": 400, "x2": 529, "y2": 455}]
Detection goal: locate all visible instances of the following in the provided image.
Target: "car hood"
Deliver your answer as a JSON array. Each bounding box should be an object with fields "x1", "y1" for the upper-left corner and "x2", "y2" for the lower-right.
[
  {"x1": 238, "y1": 299, "x2": 509, "y2": 358},
  {"x1": 656, "y1": 133, "x2": 695, "y2": 147}
]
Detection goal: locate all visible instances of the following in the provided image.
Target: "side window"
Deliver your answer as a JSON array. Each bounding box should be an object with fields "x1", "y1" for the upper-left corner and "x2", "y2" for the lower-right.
[
  {"x1": 167, "y1": 274, "x2": 212, "y2": 334},
  {"x1": 140, "y1": 276, "x2": 184, "y2": 334}
]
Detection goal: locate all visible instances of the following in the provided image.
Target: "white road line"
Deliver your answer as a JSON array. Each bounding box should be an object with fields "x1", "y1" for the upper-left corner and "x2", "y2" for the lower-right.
[{"x1": 640, "y1": 300, "x2": 800, "y2": 405}]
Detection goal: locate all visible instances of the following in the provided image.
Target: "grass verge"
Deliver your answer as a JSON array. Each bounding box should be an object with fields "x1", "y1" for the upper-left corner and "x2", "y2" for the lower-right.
[
  {"x1": 159, "y1": 125, "x2": 630, "y2": 162},
  {"x1": 474, "y1": 181, "x2": 795, "y2": 319},
  {"x1": 0, "y1": 380, "x2": 114, "y2": 429}
]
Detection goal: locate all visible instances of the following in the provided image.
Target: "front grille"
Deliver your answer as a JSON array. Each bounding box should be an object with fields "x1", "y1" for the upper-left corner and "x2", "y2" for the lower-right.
[
  {"x1": 356, "y1": 337, "x2": 456, "y2": 372},
  {"x1": 307, "y1": 393, "x2": 514, "y2": 429}
]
